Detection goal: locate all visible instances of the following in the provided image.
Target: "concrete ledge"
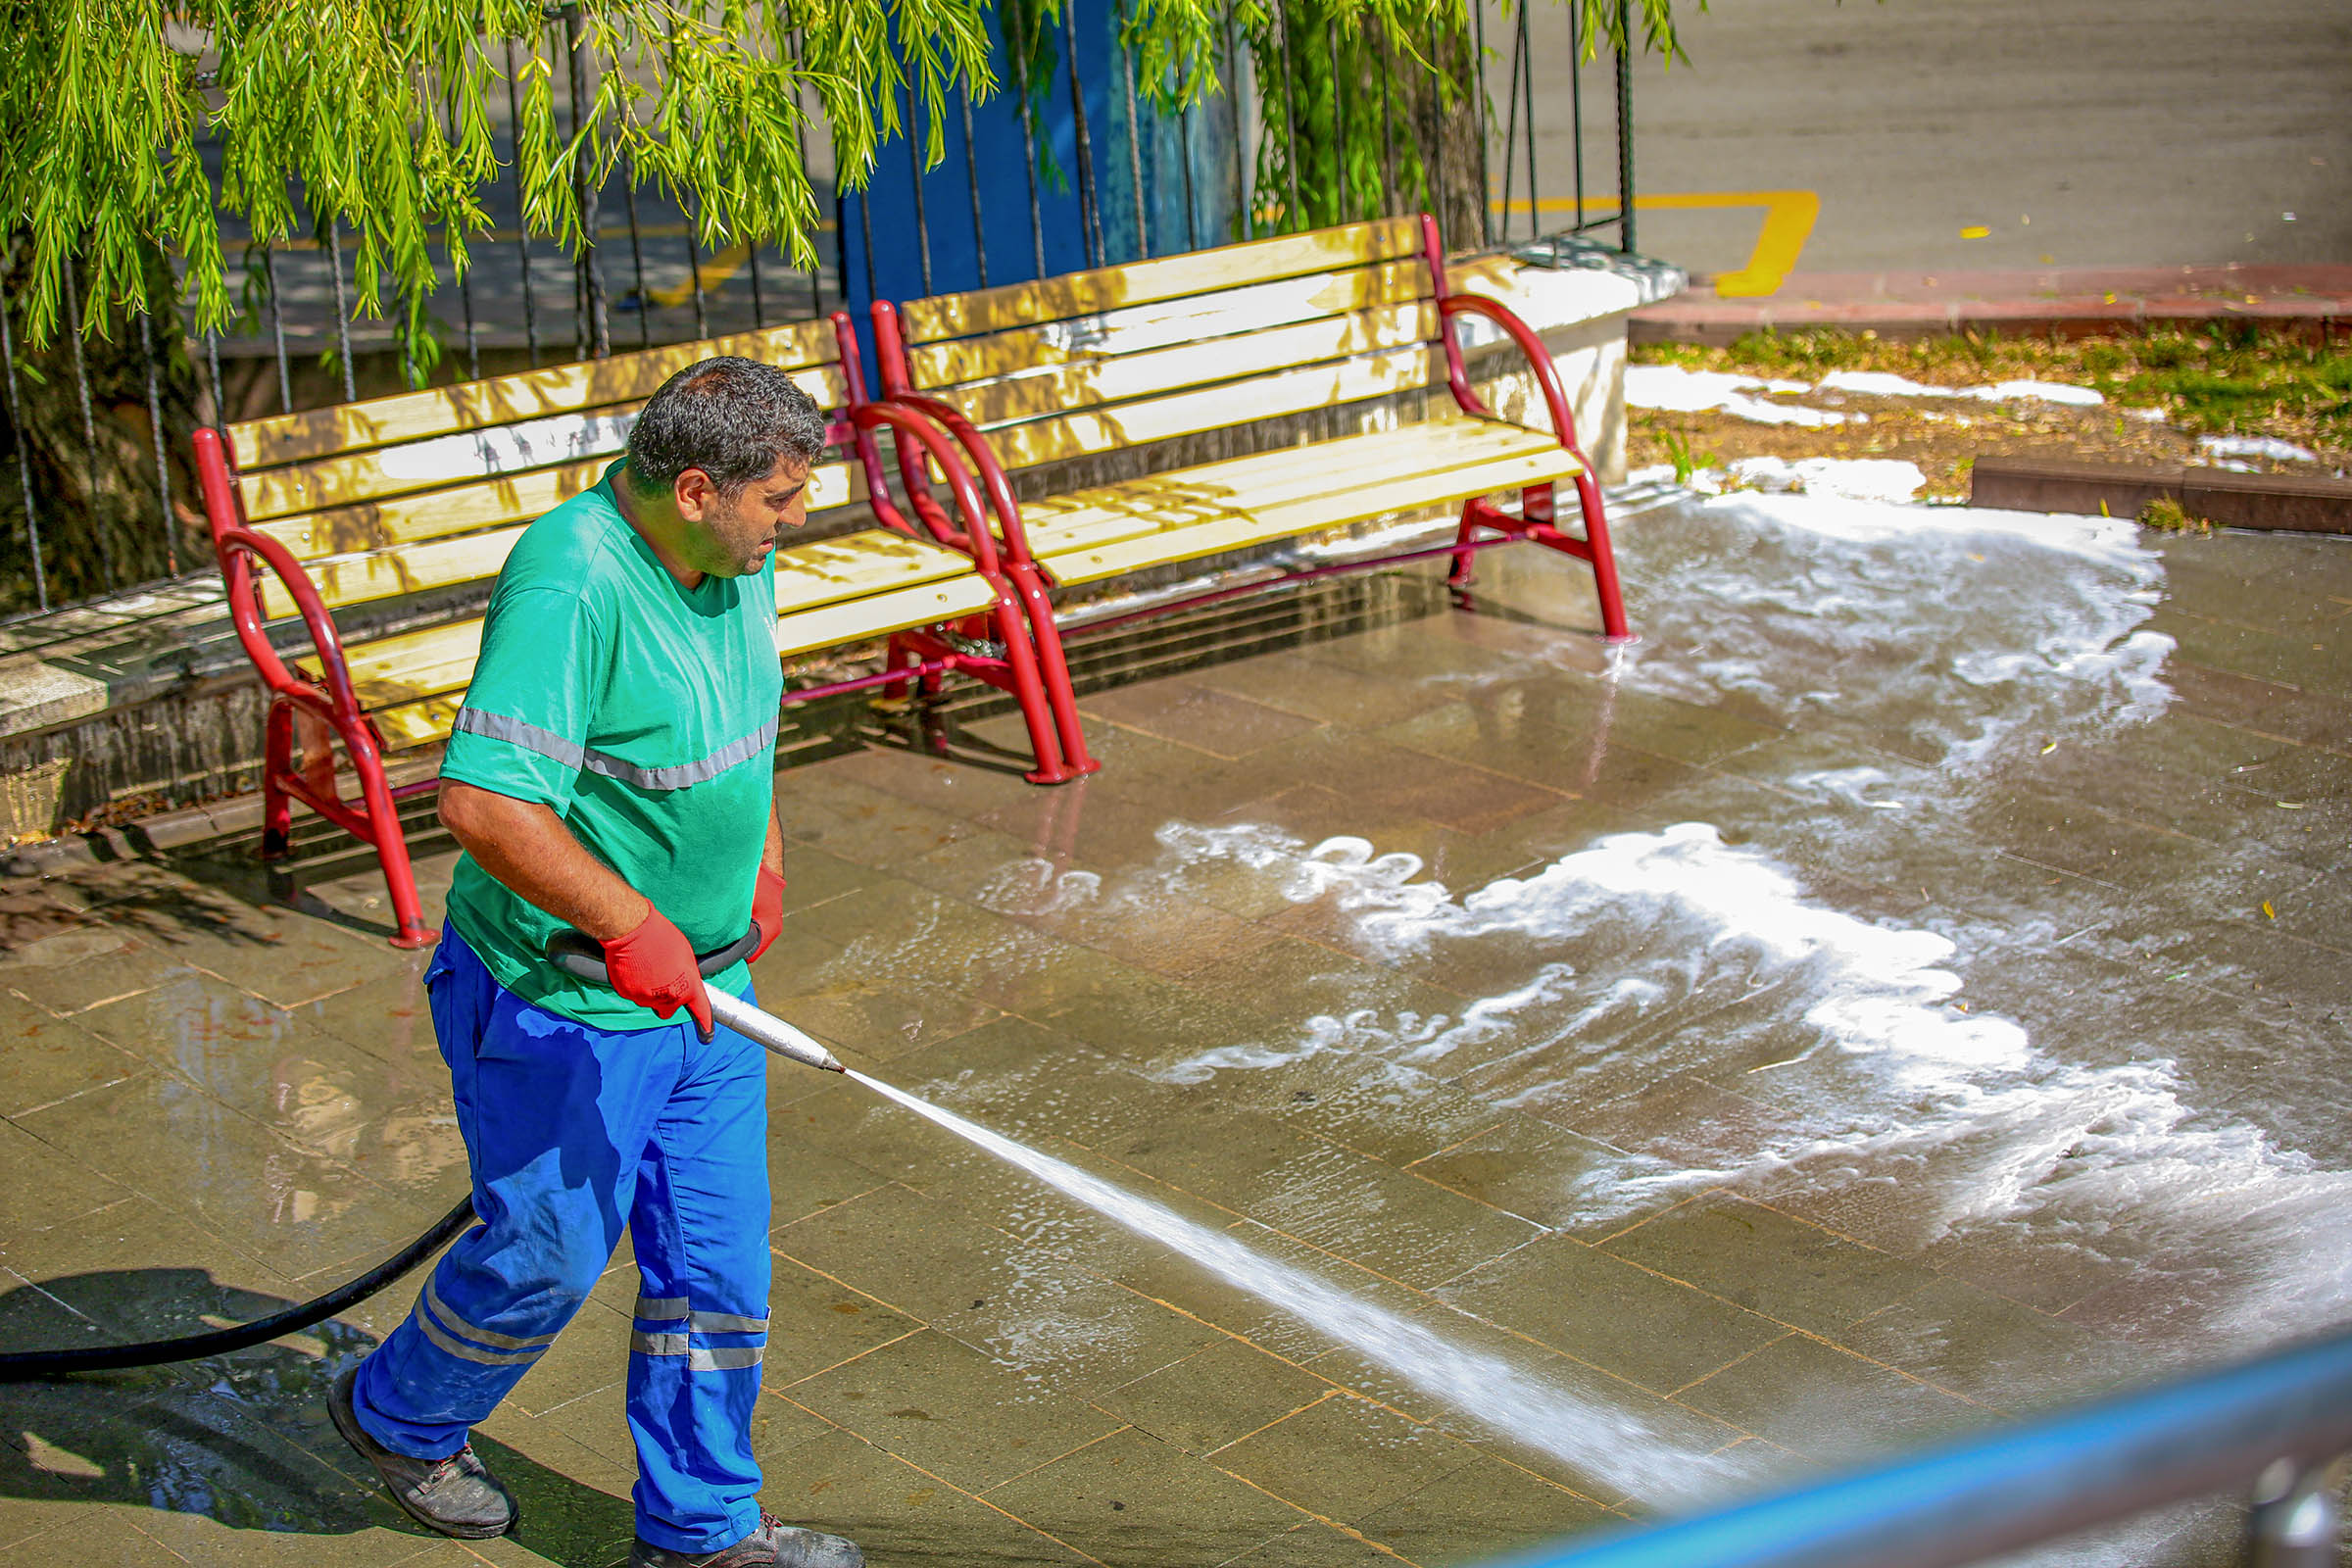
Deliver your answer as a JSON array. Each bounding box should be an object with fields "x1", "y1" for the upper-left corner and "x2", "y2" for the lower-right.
[{"x1": 1970, "y1": 458, "x2": 2352, "y2": 533}]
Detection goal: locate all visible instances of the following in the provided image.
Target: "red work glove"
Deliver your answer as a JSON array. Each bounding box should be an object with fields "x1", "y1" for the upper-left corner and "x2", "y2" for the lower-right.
[
  {"x1": 748, "y1": 866, "x2": 787, "y2": 964},
  {"x1": 603, "y1": 903, "x2": 713, "y2": 1041}
]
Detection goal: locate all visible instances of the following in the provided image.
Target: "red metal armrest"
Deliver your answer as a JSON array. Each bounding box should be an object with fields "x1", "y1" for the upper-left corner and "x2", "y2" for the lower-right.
[
  {"x1": 191, "y1": 427, "x2": 366, "y2": 721},
  {"x1": 847, "y1": 402, "x2": 1010, "y2": 578}
]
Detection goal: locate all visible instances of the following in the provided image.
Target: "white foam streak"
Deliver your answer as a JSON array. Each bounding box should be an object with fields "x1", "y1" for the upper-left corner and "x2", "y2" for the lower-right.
[{"x1": 845, "y1": 1069, "x2": 1742, "y2": 1503}]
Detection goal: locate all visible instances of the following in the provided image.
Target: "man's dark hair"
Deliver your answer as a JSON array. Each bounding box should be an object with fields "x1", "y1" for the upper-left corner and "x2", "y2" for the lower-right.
[{"x1": 624, "y1": 356, "x2": 828, "y2": 501}]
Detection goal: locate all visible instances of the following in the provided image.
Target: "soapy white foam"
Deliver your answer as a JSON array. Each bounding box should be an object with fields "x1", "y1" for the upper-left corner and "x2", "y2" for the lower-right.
[
  {"x1": 1727, "y1": 456, "x2": 1927, "y2": 503},
  {"x1": 1624, "y1": 366, "x2": 1851, "y2": 427},
  {"x1": 2196, "y1": 434, "x2": 2318, "y2": 464},
  {"x1": 847, "y1": 1067, "x2": 1745, "y2": 1503}
]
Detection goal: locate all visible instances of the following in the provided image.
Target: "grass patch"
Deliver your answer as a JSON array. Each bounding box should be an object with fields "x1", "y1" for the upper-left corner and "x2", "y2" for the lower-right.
[
  {"x1": 2137, "y1": 497, "x2": 2213, "y2": 534},
  {"x1": 1635, "y1": 325, "x2": 2352, "y2": 448}
]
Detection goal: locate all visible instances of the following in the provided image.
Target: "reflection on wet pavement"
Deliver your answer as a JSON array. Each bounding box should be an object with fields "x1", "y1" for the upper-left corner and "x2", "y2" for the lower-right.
[{"x1": 0, "y1": 489, "x2": 2345, "y2": 1565}]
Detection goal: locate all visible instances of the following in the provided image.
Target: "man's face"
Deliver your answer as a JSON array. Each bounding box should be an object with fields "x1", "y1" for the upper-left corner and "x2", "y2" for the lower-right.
[{"x1": 675, "y1": 454, "x2": 812, "y2": 577}]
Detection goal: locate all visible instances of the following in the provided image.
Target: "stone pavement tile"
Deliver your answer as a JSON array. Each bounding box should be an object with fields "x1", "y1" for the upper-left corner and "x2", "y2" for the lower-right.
[
  {"x1": 756, "y1": 1254, "x2": 925, "y2": 1389},
  {"x1": 1599, "y1": 1195, "x2": 1939, "y2": 1340},
  {"x1": 0, "y1": 933, "x2": 204, "y2": 1017},
  {"x1": 1179, "y1": 938, "x2": 1474, "y2": 1051},
  {"x1": 1082, "y1": 680, "x2": 1328, "y2": 761},
  {"x1": 975, "y1": 786, "x2": 1212, "y2": 878},
  {"x1": 782, "y1": 1327, "x2": 1122, "y2": 1493},
  {"x1": 1253, "y1": 1057, "x2": 1508, "y2": 1173},
  {"x1": 122, "y1": 1507, "x2": 445, "y2": 1568},
  {"x1": 1194, "y1": 651, "x2": 1456, "y2": 733},
  {"x1": 1402, "y1": 1118, "x2": 1636, "y2": 1236},
  {"x1": 1218, "y1": 1520, "x2": 1407, "y2": 1568},
  {"x1": 892, "y1": 824, "x2": 1053, "y2": 905},
  {"x1": 1673, "y1": 1333, "x2": 1995, "y2": 1467},
  {"x1": 1014, "y1": 883, "x2": 1289, "y2": 984},
  {"x1": 1024, "y1": 949, "x2": 1297, "y2": 1066},
  {"x1": 464, "y1": 1429, "x2": 641, "y2": 1568},
  {"x1": 929, "y1": 1275, "x2": 1230, "y2": 1401},
  {"x1": 1089, "y1": 1226, "x2": 1365, "y2": 1367},
  {"x1": 1264, "y1": 734, "x2": 1573, "y2": 840},
  {"x1": 767, "y1": 1135, "x2": 893, "y2": 1231},
  {"x1": 1297, "y1": 619, "x2": 1538, "y2": 688},
  {"x1": 0, "y1": 987, "x2": 149, "y2": 1116},
  {"x1": 508, "y1": 1298, "x2": 634, "y2": 1419},
  {"x1": 1292, "y1": 1332, "x2": 1739, "y2": 1512},
  {"x1": 756, "y1": 957, "x2": 998, "y2": 1067},
  {"x1": 170, "y1": 899, "x2": 405, "y2": 1010},
  {"x1": 1435, "y1": 1235, "x2": 1787, "y2": 1396},
  {"x1": 765, "y1": 1426, "x2": 1095, "y2": 1567},
  {"x1": 775, "y1": 774, "x2": 984, "y2": 867},
  {"x1": 10, "y1": 1509, "x2": 205, "y2": 1565},
  {"x1": 1223, "y1": 1139, "x2": 1544, "y2": 1292},
  {"x1": 820, "y1": 745, "x2": 1050, "y2": 824},
  {"x1": 1557, "y1": 1074, "x2": 1785, "y2": 1182},
  {"x1": 0, "y1": 1115, "x2": 135, "y2": 1245},
  {"x1": 773, "y1": 1182, "x2": 1091, "y2": 1326},
  {"x1": 2164, "y1": 661, "x2": 2352, "y2": 757},
  {"x1": 1908, "y1": 1226, "x2": 2139, "y2": 1319},
  {"x1": 76, "y1": 973, "x2": 437, "y2": 1157},
  {"x1": 0, "y1": 1192, "x2": 306, "y2": 1347},
  {"x1": 2149, "y1": 608, "x2": 2352, "y2": 699},
  {"x1": 774, "y1": 846, "x2": 895, "y2": 919},
  {"x1": 1210, "y1": 1390, "x2": 1483, "y2": 1525},
  {"x1": 984, "y1": 1425, "x2": 1306, "y2": 1566},
  {"x1": 1353, "y1": 1456, "x2": 1617, "y2": 1567},
  {"x1": 1838, "y1": 1277, "x2": 2137, "y2": 1415},
  {"x1": 1091, "y1": 1335, "x2": 1338, "y2": 1457},
  {"x1": 290, "y1": 953, "x2": 441, "y2": 1068}
]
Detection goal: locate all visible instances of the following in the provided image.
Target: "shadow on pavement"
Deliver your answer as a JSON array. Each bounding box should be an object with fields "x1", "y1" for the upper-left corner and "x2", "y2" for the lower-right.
[{"x1": 0, "y1": 1269, "x2": 637, "y2": 1566}]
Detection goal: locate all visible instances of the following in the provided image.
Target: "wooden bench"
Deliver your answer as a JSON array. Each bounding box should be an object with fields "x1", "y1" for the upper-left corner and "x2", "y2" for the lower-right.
[
  {"x1": 863, "y1": 212, "x2": 1631, "y2": 721},
  {"x1": 191, "y1": 317, "x2": 1090, "y2": 950}
]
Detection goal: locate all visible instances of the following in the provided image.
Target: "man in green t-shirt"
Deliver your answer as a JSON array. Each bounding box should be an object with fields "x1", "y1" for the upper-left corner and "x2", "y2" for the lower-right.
[{"x1": 328, "y1": 358, "x2": 861, "y2": 1568}]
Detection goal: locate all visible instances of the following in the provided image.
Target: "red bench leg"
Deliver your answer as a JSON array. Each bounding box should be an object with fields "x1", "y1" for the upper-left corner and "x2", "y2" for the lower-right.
[
  {"x1": 1567, "y1": 468, "x2": 1633, "y2": 643},
  {"x1": 260, "y1": 701, "x2": 296, "y2": 861},
  {"x1": 340, "y1": 715, "x2": 436, "y2": 951},
  {"x1": 1004, "y1": 562, "x2": 1099, "y2": 776}
]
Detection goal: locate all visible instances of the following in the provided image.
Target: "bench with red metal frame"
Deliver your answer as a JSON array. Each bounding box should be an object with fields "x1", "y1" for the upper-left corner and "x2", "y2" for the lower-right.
[
  {"x1": 861, "y1": 211, "x2": 1631, "y2": 755},
  {"x1": 192, "y1": 316, "x2": 1083, "y2": 950}
]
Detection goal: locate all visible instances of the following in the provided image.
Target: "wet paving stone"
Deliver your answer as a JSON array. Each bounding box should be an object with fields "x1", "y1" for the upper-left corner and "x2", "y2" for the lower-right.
[
  {"x1": 782, "y1": 1327, "x2": 1122, "y2": 1493},
  {"x1": 983, "y1": 1424, "x2": 1308, "y2": 1565},
  {"x1": 0, "y1": 508, "x2": 2344, "y2": 1566}
]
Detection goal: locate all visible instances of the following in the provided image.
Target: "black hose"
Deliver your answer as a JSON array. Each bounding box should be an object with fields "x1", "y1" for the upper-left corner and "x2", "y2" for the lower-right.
[{"x1": 0, "y1": 1197, "x2": 477, "y2": 1381}]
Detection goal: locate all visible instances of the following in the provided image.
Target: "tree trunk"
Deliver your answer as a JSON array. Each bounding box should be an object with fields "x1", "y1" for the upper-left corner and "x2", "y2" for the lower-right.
[{"x1": 0, "y1": 241, "x2": 207, "y2": 616}]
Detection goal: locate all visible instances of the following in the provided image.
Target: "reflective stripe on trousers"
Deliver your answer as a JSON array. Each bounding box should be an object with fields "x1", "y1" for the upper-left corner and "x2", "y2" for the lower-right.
[{"x1": 349, "y1": 924, "x2": 772, "y2": 1558}]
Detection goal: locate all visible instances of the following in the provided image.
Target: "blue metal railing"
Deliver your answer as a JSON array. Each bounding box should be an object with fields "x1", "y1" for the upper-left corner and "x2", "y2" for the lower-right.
[{"x1": 1485, "y1": 1329, "x2": 2352, "y2": 1568}]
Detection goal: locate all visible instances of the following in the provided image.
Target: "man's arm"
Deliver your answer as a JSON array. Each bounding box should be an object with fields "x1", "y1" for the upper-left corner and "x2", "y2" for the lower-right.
[{"x1": 439, "y1": 781, "x2": 650, "y2": 940}]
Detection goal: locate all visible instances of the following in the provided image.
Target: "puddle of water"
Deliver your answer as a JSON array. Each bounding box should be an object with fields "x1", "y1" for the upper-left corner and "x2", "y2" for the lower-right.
[{"x1": 844, "y1": 1068, "x2": 1748, "y2": 1505}]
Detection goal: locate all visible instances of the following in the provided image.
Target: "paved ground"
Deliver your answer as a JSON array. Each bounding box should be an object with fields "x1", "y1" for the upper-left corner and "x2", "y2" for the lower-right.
[
  {"x1": 1520, "y1": 0, "x2": 2352, "y2": 278},
  {"x1": 0, "y1": 492, "x2": 2346, "y2": 1567}
]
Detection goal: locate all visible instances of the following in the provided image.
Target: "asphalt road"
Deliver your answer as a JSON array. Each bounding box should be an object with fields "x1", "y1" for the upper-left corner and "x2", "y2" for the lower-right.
[{"x1": 1505, "y1": 0, "x2": 2352, "y2": 281}]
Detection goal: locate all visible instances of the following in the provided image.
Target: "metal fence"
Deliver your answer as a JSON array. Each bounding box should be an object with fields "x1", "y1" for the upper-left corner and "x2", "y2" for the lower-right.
[{"x1": 0, "y1": 0, "x2": 1635, "y2": 623}]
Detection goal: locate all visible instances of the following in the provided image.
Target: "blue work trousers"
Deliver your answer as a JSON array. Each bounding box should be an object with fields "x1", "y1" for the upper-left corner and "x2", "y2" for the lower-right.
[{"x1": 351, "y1": 924, "x2": 772, "y2": 1555}]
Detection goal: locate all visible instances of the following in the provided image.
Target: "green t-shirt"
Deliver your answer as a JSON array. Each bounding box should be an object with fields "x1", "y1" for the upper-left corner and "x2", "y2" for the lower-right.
[{"x1": 439, "y1": 464, "x2": 782, "y2": 1028}]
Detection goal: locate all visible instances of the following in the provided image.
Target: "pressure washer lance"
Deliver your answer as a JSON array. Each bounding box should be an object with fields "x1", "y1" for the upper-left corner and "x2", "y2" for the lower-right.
[
  {"x1": 543, "y1": 928, "x2": 846, "y2": 1074},
  {"x1": 0, "y1": 926, "x2": 836, "y2": 1380}
]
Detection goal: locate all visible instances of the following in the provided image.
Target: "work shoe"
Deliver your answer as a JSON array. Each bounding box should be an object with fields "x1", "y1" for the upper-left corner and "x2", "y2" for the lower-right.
[
  {"x1": 630, "y1": 1512, "x2": 864, "y2": 1568},
  {"x1": 329, "y1": 1368, "x2": 517, "y2": 1539}
]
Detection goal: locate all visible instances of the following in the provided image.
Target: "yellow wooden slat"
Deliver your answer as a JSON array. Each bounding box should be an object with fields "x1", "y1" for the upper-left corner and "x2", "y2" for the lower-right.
[
  {"x1": 1039, "y1": 447, "x2": 1583, "y2": 586},
  {"x1": 934, "y1": 301, "x2": 1436, "y2": 431},
  {"x1": 365, "y1": 569, "x2": 999, "y2": 750},
  {"x1": 770, "y1": 529, "x2": 978, "y2": 615},
  {"x1": 240, "y1": 362, "x2": 842, "y2": 520},
  {"x1": 774, "y1": 573, "x2": 998, "y2": 656},
  {"x1": 964, "y1": 344, "x2": 1436, "y2": 473},
  {"x1": 231, "y1": 318, "x2": 843, "y2": 468},
  {"x1": 899, "y1": 218, "x2": 1421, "y2": 343},
  {"x1": 262, "y1": 527, "x2": 523, "y2": 620},
  {"x1": 906, "y1": 260, "x2": 1434, "y2": 389},
  {"x1": 1020, "y1": 419, "x2": 1567, "y2": 553},
  {"x1": 305, "y1": 534, "x2": 993, "y2": 715},
  {"x1": 252, "y1": 458, "x2": 862, "y2": 566}
]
